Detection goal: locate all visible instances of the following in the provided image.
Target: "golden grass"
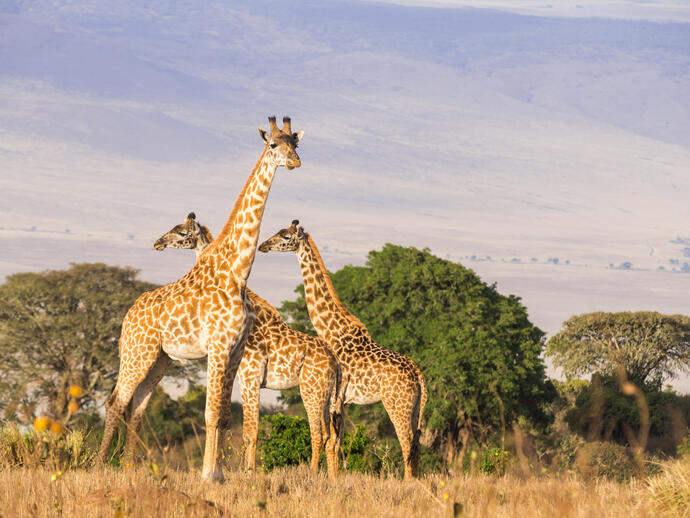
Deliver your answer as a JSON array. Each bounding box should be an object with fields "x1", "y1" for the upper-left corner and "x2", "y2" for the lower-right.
[{"x1": 1, "y1": 464, "x2": 685, "y2": 518}]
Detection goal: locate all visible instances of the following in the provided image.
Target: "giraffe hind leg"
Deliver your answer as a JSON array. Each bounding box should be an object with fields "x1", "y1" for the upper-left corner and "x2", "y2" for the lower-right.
[
  {"x1": 98, "y1": 348, "x2": 162, "y2": 464},
  {"x1": 381, "y1": 390, "x2": 417, "y2": 480},
  {"x1": 122, "y1": 354, "x2": 172, "y2": 466}
]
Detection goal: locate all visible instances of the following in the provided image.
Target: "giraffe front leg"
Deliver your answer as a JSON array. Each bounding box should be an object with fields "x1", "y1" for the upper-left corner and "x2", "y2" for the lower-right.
[
  {"x1": 219, "y1": 337, "x2": 244, "y2": 447},
  {"x1": 202, "y1": 341, "x2": 236, "y2": 482}
]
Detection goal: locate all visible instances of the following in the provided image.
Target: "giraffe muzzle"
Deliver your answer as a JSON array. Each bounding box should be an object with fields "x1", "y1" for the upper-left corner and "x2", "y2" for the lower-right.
[
  {"x1": 153, "y1": 239, "x2": 167, "y2": 250},
  {"x1": 286, "y1": 155, "x2": 301, "y2": 170}
]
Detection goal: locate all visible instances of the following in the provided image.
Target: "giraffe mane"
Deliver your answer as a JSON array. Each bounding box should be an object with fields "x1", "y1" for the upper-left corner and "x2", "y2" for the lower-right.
[
  {"x1": 306, "y1": 235, "x2": 365, "y2": 328},
  {"x1": 199, "y1": 225, "x2": 214, "y2": 242},
  {"x1": 204, "y1": 147, "x2": 267, "y2": 255}
]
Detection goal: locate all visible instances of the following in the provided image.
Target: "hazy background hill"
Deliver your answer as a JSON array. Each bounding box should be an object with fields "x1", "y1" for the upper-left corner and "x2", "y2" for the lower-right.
[{"x1": 1, "y1": 0, "x2": 689, "y2": 389}]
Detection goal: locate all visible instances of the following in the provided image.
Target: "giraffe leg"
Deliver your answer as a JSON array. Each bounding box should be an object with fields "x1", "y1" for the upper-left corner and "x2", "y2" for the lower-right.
[
  {"x1": 324, "y1": 371, "x2": 347, "y2": 479},
  {"x1": 218, "y1": 336, "x2": 245, "y2": 456},
  {"x1": 122, "y1": 354, "x2": 172, "y2": 466},
  {"x1": 300, "y1": 383, "x2": 325, "y2": 473},
  {"x1": 382, "y1": 389, "x2": 417, "y2": 480},
  {"x1": 201, "y1": 326, "x2": 246, "y2": 482},
  {"x1": 98, "y1": 347, "x2": 161, "y2": 464},
  {"x1": 239, "y1": 365, "x2": 262, "y2": 471}
]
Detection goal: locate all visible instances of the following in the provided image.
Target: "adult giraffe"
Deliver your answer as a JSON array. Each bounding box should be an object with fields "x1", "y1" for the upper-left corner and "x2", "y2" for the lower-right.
[
  {"x1": 259, "y1": 220, "x2": 427, "y2": 480},
  {"x1": 98, "y1": 117, "x2": 303, "y2": 481},
  {"x1": 150, "y1": 212, "x2": 342, "y2": 477}
]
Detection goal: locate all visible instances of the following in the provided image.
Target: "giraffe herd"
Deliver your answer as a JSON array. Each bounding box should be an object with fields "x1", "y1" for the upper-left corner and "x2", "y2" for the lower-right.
[{"x1": 98, "y1": 117, "x2": 426, "y2": 481}]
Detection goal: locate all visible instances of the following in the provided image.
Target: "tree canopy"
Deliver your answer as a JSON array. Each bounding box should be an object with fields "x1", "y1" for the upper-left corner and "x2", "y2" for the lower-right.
[
  {"x1": 546, "y1": 311, "x2": 690, "y2": 388},
  {"x1": 0, "y1": 263, "x2": 171, "y2": 423},
  {"x1": 279, "y1": 244, "x2": 555, "y2": 447}
]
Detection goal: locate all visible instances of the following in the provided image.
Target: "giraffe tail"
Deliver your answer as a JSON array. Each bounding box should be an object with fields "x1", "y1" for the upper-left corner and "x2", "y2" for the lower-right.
[{"x1": 408, "y1": 368, "x2": 427, "y2": 467}]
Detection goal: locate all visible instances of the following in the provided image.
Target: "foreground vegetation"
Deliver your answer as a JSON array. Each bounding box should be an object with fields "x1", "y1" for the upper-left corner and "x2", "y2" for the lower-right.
[{"x1": 1, "y1": 460, "x2": 689, "y2": 517}]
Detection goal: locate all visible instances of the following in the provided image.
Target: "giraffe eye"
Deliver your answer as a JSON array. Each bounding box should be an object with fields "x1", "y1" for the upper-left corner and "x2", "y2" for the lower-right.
[
  {"x1": 269, "y1": 143, "x2": 278, "y2": 149},
  {"x1": 177, "y1": 231, "x2": 187, "y2": 237}
]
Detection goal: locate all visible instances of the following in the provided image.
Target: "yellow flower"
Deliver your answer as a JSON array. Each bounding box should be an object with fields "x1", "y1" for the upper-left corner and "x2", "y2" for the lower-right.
[
  {"x1": 50, "y1": 421, "x2": 66, "y2": 435},
  {"x1": 51, "y1": 474, "x2": 57, "y2": 482},
  {"x1": 68, "y1": 385, "x2": 84, "y2": 398},
  {"x1": 443, "y1": 493, "x2": 450, "y2": 499},
  {"x1": 67, "y1": 399, "x2": 79, "y2": 414},
  {"x1": 34, "y1": 416, "x2": 51, "y2": 432}
]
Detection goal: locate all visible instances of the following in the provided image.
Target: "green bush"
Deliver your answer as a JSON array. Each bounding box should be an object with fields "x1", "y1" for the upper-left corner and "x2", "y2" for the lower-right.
[
  {"x1": 258, "y1": 414, "x2": 312, "y2": 471},
  {"x1": 677, "y1": 437, "x2": 690, "y2": 458},
  {"x1": 574, "y1": 441, "x2": 637, "y2": 482},
  {"x1": 479, "y1": 447, "x2": 510, "y2": 475},
  {"x1": 566, "y1": 374, "x2": 689, "y2": 448},
  {"x1": 258, "y1": 415, "x2": 402, "y2": 474},
  {"x1": 342, "y1": 425, "x2": 380, "y2": 474}
]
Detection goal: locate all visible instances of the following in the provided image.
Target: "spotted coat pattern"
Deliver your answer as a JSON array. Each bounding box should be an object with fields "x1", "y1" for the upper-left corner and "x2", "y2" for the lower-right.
[
  {"x1": 259, "y1": 221, "x2": 428, "y2": 480},
  {"x1": 97, "y1": 117, "x2": 303, "y2": 482},
  {"x1": 151, "y1": 214, "x2": 342, "y2": 477}
]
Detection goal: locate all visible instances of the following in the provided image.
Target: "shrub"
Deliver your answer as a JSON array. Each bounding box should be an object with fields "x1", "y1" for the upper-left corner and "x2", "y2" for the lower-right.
[
  {"x1": 566, "y1": 374, "x2": 690, "y2": 450},
  {"x1": 258, "y1": 414, "x2": 312, "y2": 471},
  {"x1": 574, "y1": 441, "x2": 637, "y2": 482},
  {"x1": 0, "y1": 426, "x2": 97, "y2": 470},
  {"x1": 479, "y1": 447, "x2": 510, "y2": 475},
  {"x1": 258, "y1": 415, "x2": 396, "y2": 474},
  {"x1": 342, "y1": 425, "x2": 380, "y2": 474}
]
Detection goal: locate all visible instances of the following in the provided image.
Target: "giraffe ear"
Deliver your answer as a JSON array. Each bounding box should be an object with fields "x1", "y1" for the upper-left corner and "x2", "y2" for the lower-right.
[
  {"x1": 293, "y1": 130, "x2": 304, "y2": 143},
  {"x1": 297, "y1": 226, "x2": 305, "y2": 239},
  {"x1": 258, "y1": 127, "x2": 269, "y2": 142}
]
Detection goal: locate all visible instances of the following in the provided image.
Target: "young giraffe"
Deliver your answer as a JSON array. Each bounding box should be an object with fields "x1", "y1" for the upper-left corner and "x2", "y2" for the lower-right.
[
  {"x1": 98, "y1": 117, "x2": 303, "y2": 482},
  {"x1": 259, "y1": 221, "x2": 428, "y2": 479},
  {"x1": 151, "y1": 212, "x2": 342, "y2": 477}
]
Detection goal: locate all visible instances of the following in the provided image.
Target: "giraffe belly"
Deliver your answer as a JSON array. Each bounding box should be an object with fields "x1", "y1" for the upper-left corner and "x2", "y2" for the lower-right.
[
  {"x1": 263, "y1": 367, "x2": 299, "y2": 390},
  {"x1": 162, "y1": 335, "x2": 208, "y2": 361},
  {"x1": 345, "y1": 383, "x2": 381, "y2": 405}
]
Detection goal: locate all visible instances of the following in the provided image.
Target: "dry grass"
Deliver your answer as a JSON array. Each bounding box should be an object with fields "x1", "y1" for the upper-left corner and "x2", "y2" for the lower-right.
[{"x1": 1, "y1": 464, "x2": 686, "y2": 518}]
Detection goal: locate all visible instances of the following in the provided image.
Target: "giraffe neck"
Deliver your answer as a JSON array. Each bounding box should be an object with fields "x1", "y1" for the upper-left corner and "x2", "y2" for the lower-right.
[
  {"x1": 194, "y1": 229, "x2": 213, "y2": 259},
  {"x1": 296, "y1": 235, "x2": 364, "y2": 345},
  {"x1": 204, "y1": 149, "x2": 278, "y2": 285}
]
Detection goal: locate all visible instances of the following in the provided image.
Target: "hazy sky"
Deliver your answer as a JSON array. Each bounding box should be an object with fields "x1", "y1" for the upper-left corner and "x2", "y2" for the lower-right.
[{"x1": 1, "y1": 0, "x2": 689, "y2": 392}]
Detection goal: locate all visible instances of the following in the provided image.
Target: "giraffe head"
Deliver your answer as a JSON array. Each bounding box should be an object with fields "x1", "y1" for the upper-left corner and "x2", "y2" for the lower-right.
[
  {"x1": 258, "y1": 116, "x2": 303, "y2": 170},
  {"x1": 258, "y1": 220, "x2": 305, "y2": 253},
  {"x1": 153, "y1": 212, "x2": 213, "y2": 253}
]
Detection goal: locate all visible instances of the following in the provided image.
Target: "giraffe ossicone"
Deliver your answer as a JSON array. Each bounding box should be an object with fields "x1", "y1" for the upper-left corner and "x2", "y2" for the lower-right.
[
  {"x1": 98, "y1": 117, "x2": 303, "y2": 482},
  {"x1": 259, "y1": 220, "x2": 428, "y2": 480}
]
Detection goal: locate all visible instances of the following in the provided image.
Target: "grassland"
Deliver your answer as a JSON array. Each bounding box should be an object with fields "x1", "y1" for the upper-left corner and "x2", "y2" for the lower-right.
[{"x1": 1, "y1": 459, "x2": 688, "y2": 518}]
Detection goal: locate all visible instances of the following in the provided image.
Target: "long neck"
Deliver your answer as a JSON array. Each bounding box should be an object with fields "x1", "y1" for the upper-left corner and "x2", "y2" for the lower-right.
[
  {"x1": 205, "y1": 148, "x2": 278, "y2": 284},
  {"x1": 295, "y1": 236, "x2": 363, "y2": 344}
]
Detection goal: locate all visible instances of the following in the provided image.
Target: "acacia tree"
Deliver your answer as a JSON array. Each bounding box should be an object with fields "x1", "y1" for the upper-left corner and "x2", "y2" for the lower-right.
[
  {"x1": 279, "y1": 244, "x2": 555, "y2": 449},
  {"x1": 0, "y1": 263, "x2": 191, "y2": 424},
  {"x1": 546, "y1": 311, "x2": 690, "y2": 388}
]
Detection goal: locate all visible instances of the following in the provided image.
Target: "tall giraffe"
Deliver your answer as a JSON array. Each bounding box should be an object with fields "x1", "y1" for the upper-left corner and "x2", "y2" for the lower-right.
[
  {"x1": 151, "y1": 212, "x2": 342, "y2": 477},
  {"x1": 98, "y1": 117, "x2": 303, "y2": 482},
  {"x1": 259, "y1": 220, "x2": 428, "y2": 480}
]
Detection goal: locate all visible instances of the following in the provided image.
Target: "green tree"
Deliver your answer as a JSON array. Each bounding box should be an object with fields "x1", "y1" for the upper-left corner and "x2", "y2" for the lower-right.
[
  {"x1": 279, "y1": 244, "x2": 555, "y2": 449},
  {"x1": 0, "y1": 263, "x2": 192, "y2": 423},
  {"x1": 546, "y1": 312, "x2": 690, "y2": 388}
]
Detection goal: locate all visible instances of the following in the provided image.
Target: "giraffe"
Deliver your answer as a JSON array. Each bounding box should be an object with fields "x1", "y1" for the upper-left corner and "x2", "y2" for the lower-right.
[
  {"x1": 150, "y1": 212, "x2": 342, "y2": 477},
  {"x1": 98, "y1": 117, "x2": 303, "y2": 482},
  {"x1": 258, "y1": 220, "x2": 428, "y2": 480}
]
